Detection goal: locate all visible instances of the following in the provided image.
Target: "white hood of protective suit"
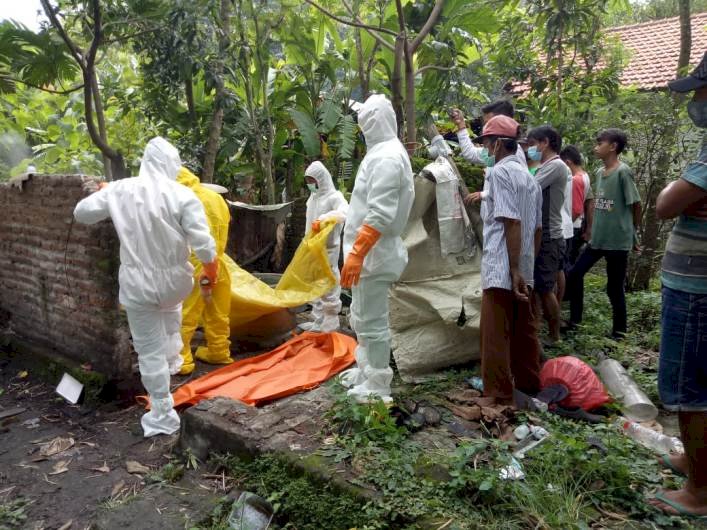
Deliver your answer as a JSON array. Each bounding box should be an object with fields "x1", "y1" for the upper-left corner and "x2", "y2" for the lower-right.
[
  {"x1": 73, "y1": 137, "x2": 216, "y2": 309},
  {"x1": 343, "y1": 94, "x2": 414, "y2": 280},
  {"x1": 357, "y1": 94, "x2": 398, "y2": 147},
  {"x1": 305, "y1": 161, "x2": 349, "y2": 259}
]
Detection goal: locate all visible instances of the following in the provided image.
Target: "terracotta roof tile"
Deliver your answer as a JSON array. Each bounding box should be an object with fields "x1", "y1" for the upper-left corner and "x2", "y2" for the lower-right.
[
  {"x1": 607, "y1": 12, "x2": 707, "y2": 89},
  {"x1": 511, "y1": 12, "x2": 707, "y2": 93}
]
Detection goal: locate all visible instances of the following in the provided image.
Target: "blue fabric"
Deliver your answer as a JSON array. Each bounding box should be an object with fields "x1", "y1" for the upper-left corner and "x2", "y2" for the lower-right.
[{"x1": 658, "y1": 286, "x2": 707, "y2": 411}]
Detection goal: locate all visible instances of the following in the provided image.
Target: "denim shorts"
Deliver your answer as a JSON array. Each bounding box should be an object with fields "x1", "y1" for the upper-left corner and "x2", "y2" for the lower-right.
[{"x1": 658, "y1": 286, "x2": 707, "y2": 411}]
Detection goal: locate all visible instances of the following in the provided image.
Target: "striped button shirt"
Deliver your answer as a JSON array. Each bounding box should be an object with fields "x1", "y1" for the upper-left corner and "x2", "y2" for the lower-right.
[{"x1": 481, "y1": 155, "x2": 543, "y2": 291}]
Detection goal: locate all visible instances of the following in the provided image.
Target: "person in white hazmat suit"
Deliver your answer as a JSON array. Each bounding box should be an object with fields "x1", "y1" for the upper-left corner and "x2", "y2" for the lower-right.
[
  {"x1": 302, "y1": 161, "x2": 349, "y2": 332},
  {"x1": 73, "y1": 137, "x2": 217, "y2": 437},
  {"x1": 339, "y1": 94, "x2": 414, "y2": 403}
]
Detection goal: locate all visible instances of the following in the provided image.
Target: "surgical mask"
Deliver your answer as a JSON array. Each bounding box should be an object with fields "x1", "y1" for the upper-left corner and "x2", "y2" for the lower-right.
[
  {"x1": 527, "y1": 145, "x2": 542, "y2": 161},
  {"x1": 687, "y1": 101, "x2": 707, "y2": 128},
  {"x1": 306, "y1": 183, "x2": 317, "y2": 192},
  {"x1": 481, "y1": 147, "x2": 496, "y2": 167}
]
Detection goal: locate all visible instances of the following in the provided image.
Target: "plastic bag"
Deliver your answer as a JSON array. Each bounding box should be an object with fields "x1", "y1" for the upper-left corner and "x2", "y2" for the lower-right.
[
  {"x1": 226, "y1": 221, "x2": 337, "y2": 328},
  {"x1": 539, "y1": 356, "x2": 610, "y2": 411}
]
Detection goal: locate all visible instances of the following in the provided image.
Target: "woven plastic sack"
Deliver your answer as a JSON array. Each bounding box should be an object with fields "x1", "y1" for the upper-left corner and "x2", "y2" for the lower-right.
[{"x1": 540, "y1": 356, "x2": 610, "y2": 411}]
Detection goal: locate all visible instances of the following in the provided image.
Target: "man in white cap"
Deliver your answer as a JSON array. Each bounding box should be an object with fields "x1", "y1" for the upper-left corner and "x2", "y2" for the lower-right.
[
  {"x1": 303, "y1": 161, "x2": 348, "y2": 332},
  {"x1": 339, "y1": 94, "x2": 414, "y2": 404},
  {"x1": 74, "y1": 137, "x2": 217, "y2": 437}
]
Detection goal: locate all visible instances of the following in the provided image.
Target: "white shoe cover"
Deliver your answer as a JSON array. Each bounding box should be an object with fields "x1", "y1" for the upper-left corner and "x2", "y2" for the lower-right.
[
  {"x1": 142, "y1": 395, "x2": 180, "y2": 437},
  {"x1": 339, "y1": 366, "x2": 365, "y2": 388},
  {"x1": 347, "y1": 367, "x2": 393, "y2": 404}
]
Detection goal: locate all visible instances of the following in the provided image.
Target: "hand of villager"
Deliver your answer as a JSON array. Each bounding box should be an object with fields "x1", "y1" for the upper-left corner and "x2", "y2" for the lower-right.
[
  {"x1": 340, "y1": 253, "x2": 364, "y2": 288},
  {"x1": 582, "y1": 229, "x2": 592, "y2": 242},
  {"x1": 511, "y1": 270, "x2": 529, "y2": 302},
  {"x1": 685, "y1": 197, "x2": 707, "y2": 219},
  {"x1": 464, "y1": 192, "x2": 482, "y2": 205},
  {"x1": 202, "y1": 260, "x2": 219, "y2": 286},
  {"x1": 449, "y1": 108, "x2": 466, "y2": 131},
  {"x1": 311, "y1": 220, "x2": 321, "y2": 233}
]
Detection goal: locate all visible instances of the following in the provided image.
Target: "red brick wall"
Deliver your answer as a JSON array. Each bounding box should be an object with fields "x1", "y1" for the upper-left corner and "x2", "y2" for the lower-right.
[{"x1": 0, "y1": 174, "x2": 134, "y2": 381}]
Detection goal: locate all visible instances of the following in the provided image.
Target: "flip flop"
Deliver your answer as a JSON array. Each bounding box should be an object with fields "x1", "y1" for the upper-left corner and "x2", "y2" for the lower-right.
[
  {"x1": 651, "y1": 492, "x2": 707, "y2": 520},
  {"x1": 659, "y1": 454, "x2": 687, "y2": 478}
]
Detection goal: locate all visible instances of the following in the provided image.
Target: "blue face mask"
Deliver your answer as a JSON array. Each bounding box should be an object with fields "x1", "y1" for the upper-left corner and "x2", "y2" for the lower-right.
[
  {"x1": 688, "y1": 101, "x2": 707, "y2": 128},
  {"x1": 481, "y1": 147, "x2": 496, "y2": 167},
  {"x1": 527, "y1": 145, "x2": 542, "y2": 161}
]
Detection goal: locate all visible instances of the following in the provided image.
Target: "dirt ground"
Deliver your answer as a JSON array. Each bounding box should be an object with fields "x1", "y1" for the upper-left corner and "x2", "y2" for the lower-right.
[{"x1": 0, "y1": 351, "x2": 229, "y2": 530}]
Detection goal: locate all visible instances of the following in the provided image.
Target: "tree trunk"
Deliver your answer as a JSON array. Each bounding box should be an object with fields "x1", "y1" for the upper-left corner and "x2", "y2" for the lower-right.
[
  {"x1": 90, "y1": 72, "x2": 113, "y2": 180},
  {"x1": 403, "y1": 40, "x2": 416, "y2": 154},
  {"x1": 677, "y1": 0, "x2": 692, "y2": 77},
  {"x1": 201, "y1": 0, "x2": 231, "y2": 183},
  {"x1": 354, "y1": 29, "x2": 369, "y2": 99},
  {"x1": 391, "y1": 36, "x2": 405, "y2": 138},
  {"x1": 185, "y1": 72, "x2": 197, "y2": 126}
]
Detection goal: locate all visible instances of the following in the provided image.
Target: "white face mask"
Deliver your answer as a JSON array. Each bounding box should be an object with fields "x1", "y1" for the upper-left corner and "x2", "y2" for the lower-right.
[{"x1": 306, "y1": 182, "x2": 317, "y2": 192}]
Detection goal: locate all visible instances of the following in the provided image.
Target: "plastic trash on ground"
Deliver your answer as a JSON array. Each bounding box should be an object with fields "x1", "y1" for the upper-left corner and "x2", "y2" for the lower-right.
[
  {"x1": 540, "y1": 356, "x2": 610, "y2": 412},
  {"x1": 598, "y1": 358, "x2": 658, "y2": 422},
  {"x1": 390, "y1": 165, "x2": 481, "y2": 382},
  {"x1": 618, "y1": 418, "x2": 684, "y2": 455},
  {"x1": 499, "y1": 456, "x2": 525, "y2": 480}
]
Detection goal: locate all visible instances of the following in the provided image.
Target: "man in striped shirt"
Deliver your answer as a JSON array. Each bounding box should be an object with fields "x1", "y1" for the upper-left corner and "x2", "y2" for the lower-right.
[
  {"x1": 650, "y1": 53, "x2": 707, "y2": 518},
  {"x1": 476, "y1": 115, "x2": 543, "y2": 405}
]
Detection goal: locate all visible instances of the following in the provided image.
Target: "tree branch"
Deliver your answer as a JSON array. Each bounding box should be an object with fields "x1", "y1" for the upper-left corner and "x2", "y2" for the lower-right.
[
  {"x1": 410, "y1": 0, "x2": 444, "y2": 52},
  {"x1": 38, "y1": 0, "x2": 84, "y2": 67},
  {"x1": 0, "y1": 75, "x2": 84, "y2": 94},
  {"x1": 304, "y1": 0, "x2": 398, "y2": 37},
  {"x1": 416, "y1": 64, "x2": 454, "y2": 75},
  {"x1": 341, "y1": 0, "x2": 395, "y2": 51}
]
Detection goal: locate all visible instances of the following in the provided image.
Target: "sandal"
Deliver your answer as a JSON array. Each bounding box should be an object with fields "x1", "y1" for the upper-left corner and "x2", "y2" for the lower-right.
[
  {"x1": 659, "y1": 454, "x2": 687, "y2": 478},
  {"x1": 651, "y1": 492, "x2": 707, "y2": 520}
]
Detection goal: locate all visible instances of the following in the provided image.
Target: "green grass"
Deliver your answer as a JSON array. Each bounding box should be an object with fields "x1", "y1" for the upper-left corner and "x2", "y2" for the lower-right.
[{"x1": 197, "y1": 275, "x2": 704, "y2": 530}]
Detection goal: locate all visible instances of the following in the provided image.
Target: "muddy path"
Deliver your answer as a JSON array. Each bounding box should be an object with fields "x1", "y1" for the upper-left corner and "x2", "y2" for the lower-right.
[{"x1": 0, "y1": 352, "x2": 226, "y2": 530}]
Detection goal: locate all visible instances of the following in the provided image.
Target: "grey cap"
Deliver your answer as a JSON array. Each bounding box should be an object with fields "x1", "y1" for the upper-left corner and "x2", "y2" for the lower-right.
[{"x1": 668, "y1": 51, "x2": 707, "y2": 93}]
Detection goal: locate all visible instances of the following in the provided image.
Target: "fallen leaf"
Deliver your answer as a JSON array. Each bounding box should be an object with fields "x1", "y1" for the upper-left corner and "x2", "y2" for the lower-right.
[
  {"x1": 40, "y1": 437, "x2": 75, "y2": 457},
  {"x1": 111, "y1": 480, "x2": 126, "y2": 497},
  {"x1": 445, "y1": 403, "x2": 482, "y2": 421},
  {"x1": 58, "y1": 520, "x2": 72, "y2": 530},
  {"x1": 92, "y1": 462, "x2": 110, "y2": 474},
  {"x1": 49, "y1": 459, "x2": 71, "y2": 475},
  {"x1": 126, "y1": 460, "x2": 150, "y2": 474},
  {"x1": 18, "y1": 370, "x2": 28, "y2": 379}
]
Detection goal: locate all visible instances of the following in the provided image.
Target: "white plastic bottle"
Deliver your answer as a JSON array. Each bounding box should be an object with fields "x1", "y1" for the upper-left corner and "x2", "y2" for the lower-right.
[{"x1": 619, "y1": 419, "x2": 684, "y2": 454}]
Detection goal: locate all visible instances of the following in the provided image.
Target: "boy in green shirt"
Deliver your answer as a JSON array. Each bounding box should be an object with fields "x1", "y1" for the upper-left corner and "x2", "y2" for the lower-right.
[{"x1": 566, "y1": 129, "x2": 642, "y2": 338}]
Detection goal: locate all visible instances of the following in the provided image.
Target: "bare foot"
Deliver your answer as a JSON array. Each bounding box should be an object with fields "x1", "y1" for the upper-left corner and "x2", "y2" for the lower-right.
[
  {"x1": 649, "y1": 487, "x2": 707, "y2": 517},
  {"x1": 659, "y1": 453, "x2": 689, "y2": 477}
]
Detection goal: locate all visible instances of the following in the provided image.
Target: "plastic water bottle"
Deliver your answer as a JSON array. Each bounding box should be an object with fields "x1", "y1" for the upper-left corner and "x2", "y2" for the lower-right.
[
  {"x1": 468, "y1": 376, "x2": 484, "y2": 391},
  {"x1": 619, "y1": 419, "x2": 684, "y2": 454}
]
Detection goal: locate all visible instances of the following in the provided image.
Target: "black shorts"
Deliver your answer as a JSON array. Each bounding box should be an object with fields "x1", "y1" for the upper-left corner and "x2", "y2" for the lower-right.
[{"x1": 534, "y1": 238, "x2": 566, "y2": 293}]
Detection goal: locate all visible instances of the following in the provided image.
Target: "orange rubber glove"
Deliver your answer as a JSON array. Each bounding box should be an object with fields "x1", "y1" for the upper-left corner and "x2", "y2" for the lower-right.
[
  {"x1": 311, "y1": 220, "x2": 321, "y2": 233},
  {"x1": 200, "y1": 260, "x2": 219, "y2": 286},
  {"x1": 340, "y1": 224, "x2": 381, "y2": 288}
]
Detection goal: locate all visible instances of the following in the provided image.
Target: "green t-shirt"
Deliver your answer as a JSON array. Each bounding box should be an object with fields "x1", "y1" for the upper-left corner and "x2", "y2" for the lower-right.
[{"x1": 590, "y1": 162, "x2": 641, "y2": 251}]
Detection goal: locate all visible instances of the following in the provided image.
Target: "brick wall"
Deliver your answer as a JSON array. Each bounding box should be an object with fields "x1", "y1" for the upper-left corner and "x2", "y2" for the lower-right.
[{"x1": 0, "y1": 174, "x2": 134, "y2": 382}]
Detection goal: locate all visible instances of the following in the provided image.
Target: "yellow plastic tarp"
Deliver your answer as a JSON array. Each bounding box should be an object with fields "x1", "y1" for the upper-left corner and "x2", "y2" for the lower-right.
[{"x1": 226, "y1": 221, "x2": 337, "y2": 328}]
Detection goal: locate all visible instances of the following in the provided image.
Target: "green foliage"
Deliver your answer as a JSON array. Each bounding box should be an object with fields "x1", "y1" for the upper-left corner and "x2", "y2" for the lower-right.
[{"x1": 0, "y1": 497, "x2": 31, "y2": 528}]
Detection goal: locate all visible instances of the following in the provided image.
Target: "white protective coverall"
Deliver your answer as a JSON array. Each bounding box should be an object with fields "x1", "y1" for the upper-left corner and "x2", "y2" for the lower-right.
[
  {"x1": 73, "y1": 137, "x2": 216, "y2": 437},
  {"x1": 341, "y1": 94, "x2": 414, "y2": 402},
  {"x1": 304, "y1": 161, "x2": 349, "y2": 332}
]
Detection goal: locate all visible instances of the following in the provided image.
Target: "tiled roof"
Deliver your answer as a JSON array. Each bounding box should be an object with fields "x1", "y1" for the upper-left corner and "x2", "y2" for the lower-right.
[{"x1": 607, "y1": 12, "x2": 707, "y2": 89}]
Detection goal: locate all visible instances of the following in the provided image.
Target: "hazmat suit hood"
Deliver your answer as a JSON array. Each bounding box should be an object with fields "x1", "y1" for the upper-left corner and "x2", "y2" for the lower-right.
[
  {"x1": 177, "y1": 166, "x2": 200, "y2": 189},
  {"x1": 139, "y1": 137, "x2": 182, "y2": 181},
  {"x1": 358, "y1": 94, "x2": 398, "y2": 147},
  {"x1": 305, "y1": 161, "x2": 335, "y2": 195}
]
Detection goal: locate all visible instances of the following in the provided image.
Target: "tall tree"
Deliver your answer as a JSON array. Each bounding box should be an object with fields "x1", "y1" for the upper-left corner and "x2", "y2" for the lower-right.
[{"x1": 39, "y1": 0, "x2": 127, "y2": 179}]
